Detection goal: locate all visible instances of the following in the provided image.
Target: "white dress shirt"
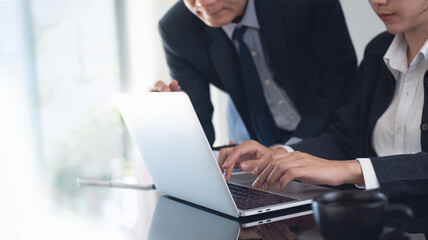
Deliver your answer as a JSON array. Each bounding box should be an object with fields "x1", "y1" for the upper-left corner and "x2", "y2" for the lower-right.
[
  {"x1": 222, "y1": 0, "x2": 301, "y2": 133},
  {"x1": 358, "y1": 33, "x2": 428, "y2": 189}
]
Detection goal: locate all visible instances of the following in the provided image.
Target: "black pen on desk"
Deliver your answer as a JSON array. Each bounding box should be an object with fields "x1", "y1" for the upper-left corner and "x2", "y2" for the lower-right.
[
  {"x1": 211, "y1": 144, "x2": 237, "y2": 151},
  {"x1": 77, "y1": 179, "x2": 156, "y2": 190}
]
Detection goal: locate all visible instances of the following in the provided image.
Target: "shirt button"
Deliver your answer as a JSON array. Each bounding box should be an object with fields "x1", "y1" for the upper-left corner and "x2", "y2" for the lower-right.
[
  {"x1": 290, "y1": 115, "x2": 295, "y2": 120},
  {"x1": 396, "y1": 127, "x2": 402, "y2": 134},
  {"x1": 251, "y1": 50, "x2": 258, "y2": 57},
  {"x1": 278, "y1": 100, "x2": 284, "y2": 105},
  {"x1": 264, "y1": 79, "x2": 271, "y2": 85},
  {"x1": 421, "y1": 123, "x2": 428, "y2": 132}
]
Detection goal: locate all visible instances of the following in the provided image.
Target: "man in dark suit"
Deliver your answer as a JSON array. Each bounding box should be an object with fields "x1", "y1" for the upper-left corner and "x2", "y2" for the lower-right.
[{"x1": 156, "y1": 0, "x2": 357, "y2": 146}]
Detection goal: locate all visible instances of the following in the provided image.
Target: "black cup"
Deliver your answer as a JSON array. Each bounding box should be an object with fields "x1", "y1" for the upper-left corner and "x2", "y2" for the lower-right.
[{"x1": 311, "y1": 190, "x2": 413, "y2": 240}]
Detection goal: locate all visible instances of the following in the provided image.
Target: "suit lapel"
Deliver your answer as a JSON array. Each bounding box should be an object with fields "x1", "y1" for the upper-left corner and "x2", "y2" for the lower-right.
[
  {"x1": 420, "y1": 71, "x2": 428, "y2": 151},
  {"x1": 255, "y1": 0, "x2": 296, "y2": 104},
  {"x1": 370, "y1": 64, "x2": 396, "y2": 123},
  {"x1": 366, "y1": 63, "x2": 396, "y2": 155}
]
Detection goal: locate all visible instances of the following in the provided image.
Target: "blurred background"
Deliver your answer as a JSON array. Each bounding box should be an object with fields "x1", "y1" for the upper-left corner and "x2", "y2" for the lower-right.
[{"x1": 0, "y1": 0, "x2": 384, "y2": 239}]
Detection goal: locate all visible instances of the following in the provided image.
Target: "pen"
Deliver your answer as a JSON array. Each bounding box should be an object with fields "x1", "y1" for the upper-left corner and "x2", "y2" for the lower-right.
[
  {"x1": 77, "y1": 178, "x2": 156, "y2": 191},
  {"x1": 211, "y1": 144, "x2": 237, "y2": 151}
]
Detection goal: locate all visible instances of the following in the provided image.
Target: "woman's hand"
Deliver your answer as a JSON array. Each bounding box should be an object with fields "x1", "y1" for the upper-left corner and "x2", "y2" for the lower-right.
[
  {"x1": 252, "y1": 151, "x2": 365, "y2": 190},
  {"x1": 218, "y1": 140, "x2": 278, "y2": 182},
  {"x1": 218, "y1": 140, "x2": 365, "y2": 188}
]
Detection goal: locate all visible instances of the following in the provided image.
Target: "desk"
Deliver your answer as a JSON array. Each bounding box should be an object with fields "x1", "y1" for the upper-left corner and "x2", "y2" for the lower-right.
[{"x1": 78, "y1": 186, "x2": 428, "y2": 240}]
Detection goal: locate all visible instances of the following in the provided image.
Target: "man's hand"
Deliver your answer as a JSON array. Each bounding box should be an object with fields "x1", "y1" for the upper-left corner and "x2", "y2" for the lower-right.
[{"x1": 151, "y1": 80, "x2": 182, "y2": 92}]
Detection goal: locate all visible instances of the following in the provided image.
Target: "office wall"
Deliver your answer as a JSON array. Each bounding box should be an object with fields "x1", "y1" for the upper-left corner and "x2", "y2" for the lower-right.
[{"x1": 339, "y1": 0, "x2": 386, "y2": 62}]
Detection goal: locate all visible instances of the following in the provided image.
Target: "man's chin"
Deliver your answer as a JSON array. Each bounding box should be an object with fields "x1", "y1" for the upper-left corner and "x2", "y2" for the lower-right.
[
  {"x1": 201, "y1": 16, "x2": 234, "y2": 28},
  {"x1": 204, "y1": 20, "x2": 229, "y2": 28}
]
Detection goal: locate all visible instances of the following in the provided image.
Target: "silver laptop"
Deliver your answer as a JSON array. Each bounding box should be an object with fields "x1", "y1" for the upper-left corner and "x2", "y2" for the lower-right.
[{"x1": 116, "y1": 92, "x2": 332, "y2": 218}]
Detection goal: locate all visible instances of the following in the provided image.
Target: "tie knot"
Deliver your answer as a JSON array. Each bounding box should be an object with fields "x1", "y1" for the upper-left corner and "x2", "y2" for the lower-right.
[{"x1": 232, "y1": 26, "x2": 248, "y2": 42}]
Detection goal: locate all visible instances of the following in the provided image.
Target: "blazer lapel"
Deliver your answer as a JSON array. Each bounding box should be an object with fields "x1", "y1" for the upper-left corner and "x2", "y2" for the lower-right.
[
  {"x1": 420, "y1": 71, "x2": 428, "y2": 151},
  {"x1": 255, "y1": 0, "x2": 296, "y2": 104},
  {"x1": 366, "y1": 63, "x2": 396, "y2": 155}
]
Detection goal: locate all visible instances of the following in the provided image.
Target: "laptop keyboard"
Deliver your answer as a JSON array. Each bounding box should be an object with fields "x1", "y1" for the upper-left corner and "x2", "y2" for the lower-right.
[{"x1": 227, "y1": 183, "x2": 296, "y2": 210}]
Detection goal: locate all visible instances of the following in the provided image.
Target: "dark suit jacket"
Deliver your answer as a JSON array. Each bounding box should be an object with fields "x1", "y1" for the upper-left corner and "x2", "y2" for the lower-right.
[
  {"x1": 159, "y1": 0, "x2": 357, "y2": 145},
  {"x1": 292, "y1": 32, "x2": 428, "y2": 197}
]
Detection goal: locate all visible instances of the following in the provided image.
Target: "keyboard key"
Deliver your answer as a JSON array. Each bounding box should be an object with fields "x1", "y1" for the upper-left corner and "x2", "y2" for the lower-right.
[{"x1": 227, "y1": 183, "x2": 296, "y2": 210}]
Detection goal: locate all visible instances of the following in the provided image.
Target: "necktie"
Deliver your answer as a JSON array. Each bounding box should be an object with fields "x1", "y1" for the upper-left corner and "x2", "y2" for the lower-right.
[{"x1": 233, "y1": 26, "x2": 280, "y2": 146}]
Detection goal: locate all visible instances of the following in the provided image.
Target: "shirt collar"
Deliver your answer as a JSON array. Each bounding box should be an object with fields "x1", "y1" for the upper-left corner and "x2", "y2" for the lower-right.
[
  {"x1": 384, "y1": 33, "x2": 428, "y2": 80},
  {"x1": 222, "y1": 0, "x2": 260, "y2": 39},
  {"x1": 420, "y1": 37, "x2": 428, "y2": 70},
  {"x1": 384, "y1": 33, "x2": 408, "y2": 79}
]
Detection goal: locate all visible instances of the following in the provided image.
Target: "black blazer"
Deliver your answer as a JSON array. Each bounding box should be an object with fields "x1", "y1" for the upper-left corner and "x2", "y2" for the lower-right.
[
  {"x1": 159, "y1": 0, "x2": 357, "y2": 145},
  {"x1": 293, "y1": 32, "x2": 428, "y2": 198}
]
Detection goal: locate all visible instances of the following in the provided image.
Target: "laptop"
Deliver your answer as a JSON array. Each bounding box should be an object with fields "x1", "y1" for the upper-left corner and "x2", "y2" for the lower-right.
[
  {"x1": 116, "y1": 92, "x2": 332, "y2": 218},
  {"x1": 148, "y1": 195, "x2": 314, "y2": 239}
]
